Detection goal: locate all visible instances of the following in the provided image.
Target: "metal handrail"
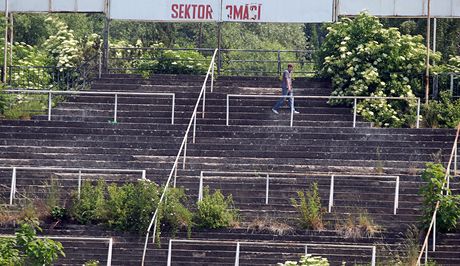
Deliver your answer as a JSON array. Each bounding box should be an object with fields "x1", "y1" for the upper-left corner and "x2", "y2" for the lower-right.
[
  {"x1": 166, "y1": 239, "x2": 376, "y2": 266},
  {"x1": 0, "y1": 235, "x2": 113, "y2": 266},
  {"x1": 1, "y1": 89, "x2": 175, "y2": 124},
  {"x1": 3, "y1": 166, "x2": 146, "y2": 205},
  {"x1": 140, "y1": 48, "x2": 218, "y2": 266},
  {"x1": 226, "y1": 94, "x2": 421, "y2": 128},
  {"x1": 416, "y1": 124, "x2": 460, "y2": 265},
  {"x1": 197, "y1": 171, "x2": 399, "y2": 214}
]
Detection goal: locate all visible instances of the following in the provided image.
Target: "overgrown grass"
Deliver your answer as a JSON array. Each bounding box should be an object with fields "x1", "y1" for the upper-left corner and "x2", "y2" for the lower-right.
[
  {"x1": 335, "y1": 210, "x2": 381, "y2": 239},
  {"x1": 290, "y1": 182, "x2": 325, "y2": 230}
]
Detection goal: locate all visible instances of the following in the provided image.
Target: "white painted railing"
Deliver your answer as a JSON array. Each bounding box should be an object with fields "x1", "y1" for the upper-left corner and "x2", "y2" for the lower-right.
[
  {"x1": 226, "y1": 94, "x2": 421, "y2": 128},
  {"x1": 417, "y1": 125, "x2": 460, "y2": 265},
  {"x1": 141, "y1": 48, "x2": 218, "y2": 266},
  {"x1": 0, "y1": 235, "x2": 113, "y2": 266},
  {"x1": 0, "y1": 166, "x2": 146, "y2": 205},
  {"x1": 198, "y1": 171, "x2": 400, "y2": 215},
  {"x1": 2, "y1": 90, "x2": 176, "y2": 124},
  {"x1": 166, "y1": 239, "x2": 376, "y2": 266}
]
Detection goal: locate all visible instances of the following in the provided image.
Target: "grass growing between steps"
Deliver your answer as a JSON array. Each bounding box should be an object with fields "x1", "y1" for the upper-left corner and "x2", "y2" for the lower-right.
[
  {"x1": 291, "y1": 182, "x2": 326, "y2": 230},
  {"x1": 334, "y1": 210, "x2": 381, "y2": 239}
]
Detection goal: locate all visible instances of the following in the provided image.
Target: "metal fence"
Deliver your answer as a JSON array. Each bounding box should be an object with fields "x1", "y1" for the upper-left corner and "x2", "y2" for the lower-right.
[
  {"x1": 3, "y1": 53, "x2": 101, "y2": 90},
  {"x1": 1, "y1": 89, "x2": 175, "y2": 124},
  {"x1": 2, "y1": 166, "x2": 147, "y2": 205},
  {"x1": 0, "y1": 235, "x2": 113, "y2": 266},
  {"x1": 108, "y1": 47, "x2": 315, "y2": 77},
  {"x1": 166, "y1": 239, "x2": 377, "y2": 266},
  {"x1": 197, "y1": 171, "x2": 400, "y2": 215},
  {"x1": 226, "y1": 94, "x2": 421, "y2": 128}
]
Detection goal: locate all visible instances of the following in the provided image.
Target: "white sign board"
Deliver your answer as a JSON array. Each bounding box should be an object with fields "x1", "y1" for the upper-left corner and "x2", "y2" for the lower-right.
[
  {"x1": 0, "y1": 0, "x2": 105, "y2": 13},
  {"x1": 110, "y1": 0, "x2": 221, "y2": 21},
  {"x1": 339, "y1": 0, "x2": 460, "y2": 18},
  {"x1": 221, "y1": 0, "x2": 333, "y2": 23}
]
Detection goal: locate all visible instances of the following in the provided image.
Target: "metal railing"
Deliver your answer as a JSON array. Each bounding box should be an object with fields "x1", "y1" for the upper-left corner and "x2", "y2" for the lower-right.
[
  {"x1": 1, "y1": 166, "x2": 146, "y2": 205},
  {"x1": 4, "y1": 53, "x2": 101, "y2": 90},
  {"x1": 226, "y1": 94, "x2": 421, "y2": 128},
  {"x1": 108, "y1": 47, "x2": 315, "y2": 77},
  {"x1": 0, "y1": 235, "x2": 113, "y2": 266},
  {"x1": 416, "y1": 124, "x2": 460, "y2": 265},
  {"x1": 166, "y1": 239, "x2": 377, "y2": 266},
  {"x1": 1, "y1": 89, "x2": 175, "y2": 124},
  {"x1": 140, "y1": 48, "x2": 218, "y2": 266},
  {"x1": 328, "y1": 174, "x2": 400, "y2": 215},
  {"x1": 198, "y1": 171, "x2": 400, "y2": 215}
]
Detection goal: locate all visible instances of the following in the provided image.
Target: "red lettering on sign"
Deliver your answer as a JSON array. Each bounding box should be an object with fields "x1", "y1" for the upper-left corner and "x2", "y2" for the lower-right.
[
  {"x1": 171, "y1": 4, "x2": 179, "y2": 19},
  {"x1": 171, "y1": 4, "x2": 214, "y2": 20},
  {"x1": 225, "y1": 4, "x2": 262, "y2": 21}
]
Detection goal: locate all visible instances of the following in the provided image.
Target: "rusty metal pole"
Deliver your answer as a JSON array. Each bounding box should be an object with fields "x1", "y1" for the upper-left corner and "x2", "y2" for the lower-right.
[
  {"x1": 424, "y1": 0, "x2": 431, "y2": 104},
  {"x1": 3, "y1": 0, "x2": 8, "y2": 83}
]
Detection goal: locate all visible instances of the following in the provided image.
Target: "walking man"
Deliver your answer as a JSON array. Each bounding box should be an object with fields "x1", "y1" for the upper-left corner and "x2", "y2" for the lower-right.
[{"x1": 272, "y1": 64, "x2": 299, "y2": 114}]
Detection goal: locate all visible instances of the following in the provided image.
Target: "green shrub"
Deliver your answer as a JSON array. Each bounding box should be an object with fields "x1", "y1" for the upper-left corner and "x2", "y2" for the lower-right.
[
  {"x1": 70, "y1": 179, "x2": 107, "y2": 224},
  {"x1": 0, "y1": 218, "x2": 65, "y2": 265},
  {"x1": 195, "y1": 187, "x2": 239, "y2": 229},
  {"x1": 70, "y1": 179, "x2": 192, "y2": 236},
  {"x1": 277, "y1": 254, "x2": 330, "y2": 266},
  {"x1": 420, "y1": 163, "x2": 460, "y2": 232},
  {"x1": 160, "y1": 187, "x2": 193, "y2": 237},
  {"x1": 290, "y1": 182, "x2": 325, "y2": 230},
  {"x1": 317, "y1": 13, "x2": 440, "y2": 127},
  {"x1": 423, "y1": 91, "x2": 460, "y2": 128}
]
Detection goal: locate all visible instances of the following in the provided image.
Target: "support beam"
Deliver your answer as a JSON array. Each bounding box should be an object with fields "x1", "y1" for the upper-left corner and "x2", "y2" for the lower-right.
[
  {"x1": 3, "y1": 0, "x2": 8, "y2": 83},
  {"x1": 424, "y1": 0, "x2": 431, "y2": 104},
  {"x1": 102, "y1": 16, "x2": 110, "y2": 73}
]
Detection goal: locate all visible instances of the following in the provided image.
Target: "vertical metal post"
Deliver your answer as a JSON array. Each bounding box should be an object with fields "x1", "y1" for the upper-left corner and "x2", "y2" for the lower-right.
[
  {"x1": 353, "y1": 98, "x2": 357, "y2": 128},
  {"x1": 226, "y1": 95, "x2": 230, "y2": 126},
  {"x1": 167, "y1": 239, "x2": 173, "y2": 266},
  {"x1": 48, "y1": 92, "x2": 52, "y2": 121},
  {"x1": 174, "y1": 162, "x2": 178, "y2": 187},
  {"x1": 304, "y1": 245, "x2": 308, "y2": 256},
  {"x1": 371, "y1": 246, "x2": 376, "y2": 266},
  {"x1": 193, "y1": 114, "x2": 197, "y2": 144},
  {"x1": 416, "y1": 98, "x2": 421, "y2": 129},
  {"x1": 142, "y1": 170, "x2": 146, "y2": 180},
  {"x1": 425, "y1": 0, "x2": 432, "y2": 105},
  {"x1": 425, "y1": 241, "x2": 428, "y2": 264},
  {"x1": 102, "y1": 16, "x2": 110, "y2": 73},
  {"x1": 211, "y1": 58, "x2": 215, "y2": 93},
  {"x1": 9, "y1": 167, "x2": 16, "y2": 205},
  {"x1": 152, "y1": 215, "x2": 158, "y2": 244},
  {"x1": 171, "y1": 94, "x2": 175, "y2": 125},
  {"x1": 234, "y1": 242, "x2": 240, "y2": 266},
  {"x1": 217, "y1": 23, "x2": 222, "y2": 75},
  {"x1": 198, "y1": 171, "x2": 204, "y2": 201},
  {"x1": 98, "y1": 50, "x2": 102, "y2": 79},
  {"x1": 9, "y1": 13, "x2": 12, "y2": 68},
  {"x1": 107, "y1": 238, "x2": 113, "y2": 266},
  {"x1": 183, "y1": 138, "x2": 187, "y2": 170},
  {"x1": 433, "y1": 215, "x2": 436, "y2": 252},
  {"x1": 328, "y1": 175, "x2": 334, "y2": 212},
  {"x1": 202, "y1": 84, "x2": 206, "y2": 119},
  {"x1": 113, "y1": 94, "x2": 118, "y2": 123},
  {"x1": 3, "y1": 0, "x2": 8, "y2": 83},
  {"x1": 290, "y1": 95, "x2": 294, "y2": 127},
  {"x1": 265, "y1": 174, "x2": 269, "y2": 204},
  {"x1": 454, "y1": 142, "x2": 458, "y2": 178},
  {"x1": 78, "y1": 170, "x2": 82, "y2": 200},
  {"x1": 277, "y1": 50, "x2": 281, "y2": 76},
  {"x1": 394, "y1": 176, "x2": 400, "y2": 215}
]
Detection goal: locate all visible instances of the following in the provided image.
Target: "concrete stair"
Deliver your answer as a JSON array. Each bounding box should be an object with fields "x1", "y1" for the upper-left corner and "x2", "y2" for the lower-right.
[{"x1": 0, "y1": 73, "x2": 458, "y2": 265}]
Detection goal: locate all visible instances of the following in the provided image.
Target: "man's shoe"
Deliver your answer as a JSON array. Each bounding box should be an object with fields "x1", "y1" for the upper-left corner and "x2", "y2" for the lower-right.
[
  {"x1": 272, "y1": 108, "x2": 279, "y2": 114},
  {"x1": 293, "y1": 110, "x2": 300, "y2": 114}
]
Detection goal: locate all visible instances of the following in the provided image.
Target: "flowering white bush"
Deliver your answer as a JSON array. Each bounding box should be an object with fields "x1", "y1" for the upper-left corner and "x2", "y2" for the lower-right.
[
  {"x1": 277, "y1": 254, "x2": 330, "y2": 266},
  {"x1": 318, "y1": 13, "x2": 440, "y2": 127}
]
